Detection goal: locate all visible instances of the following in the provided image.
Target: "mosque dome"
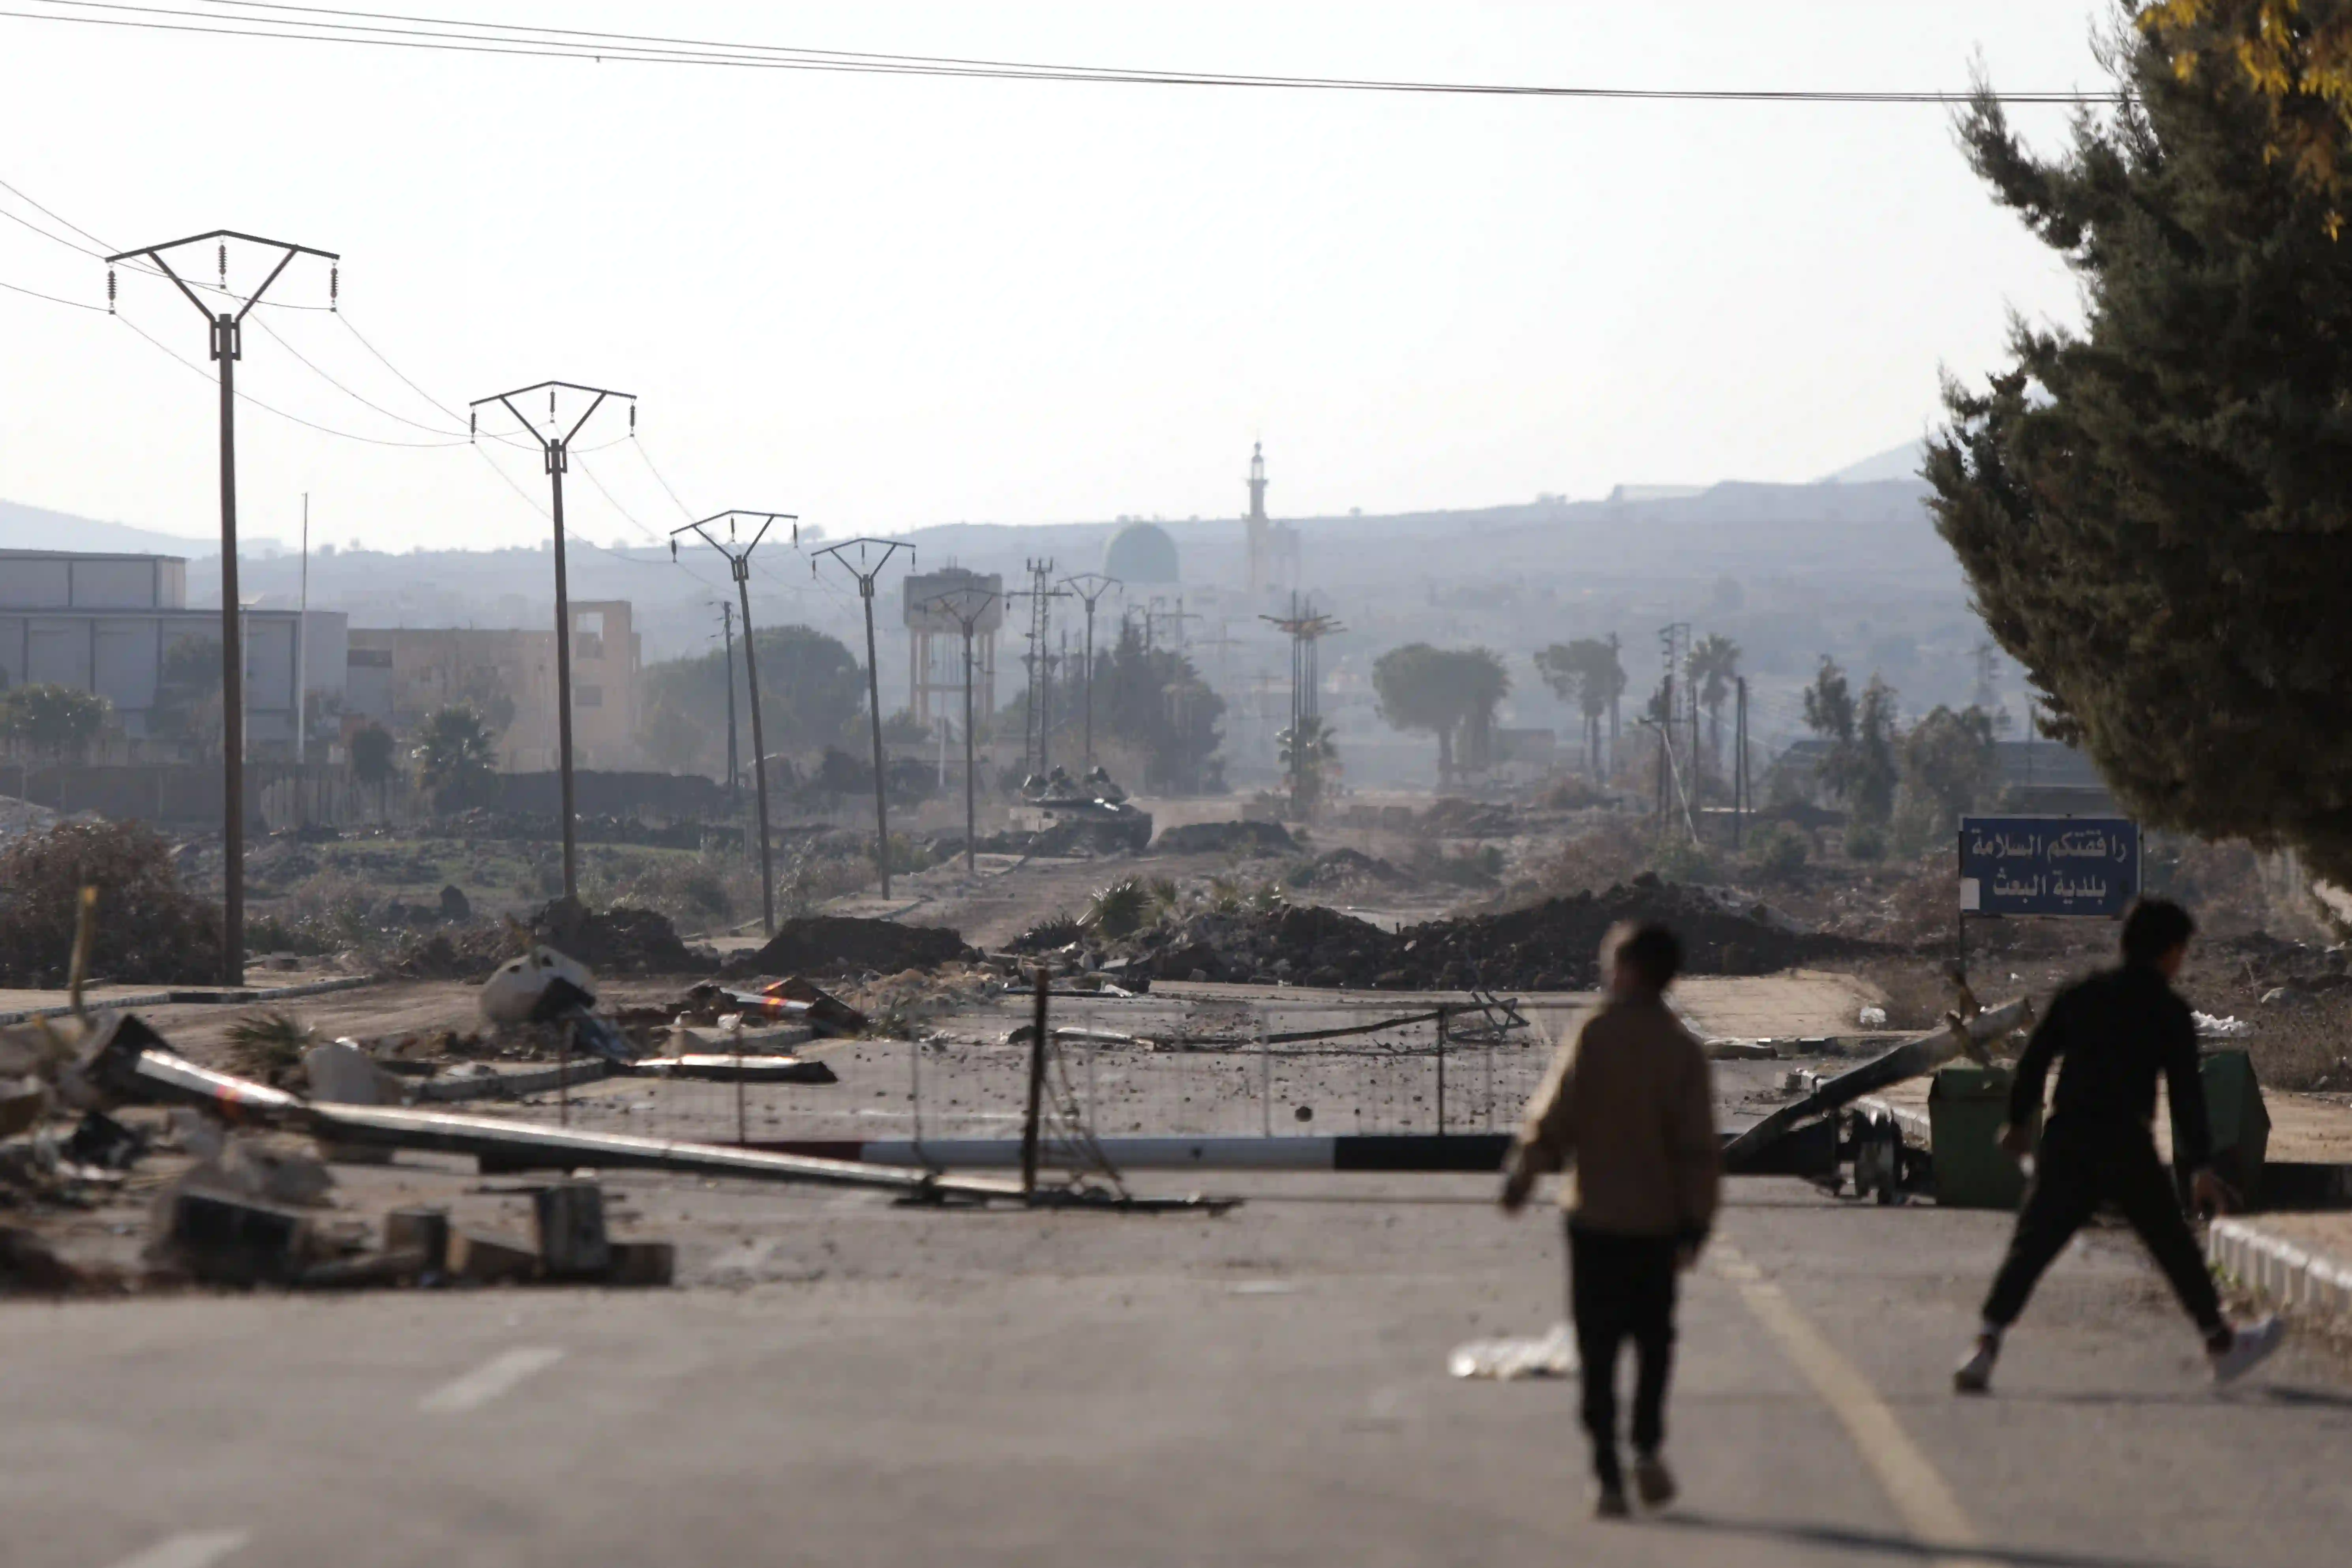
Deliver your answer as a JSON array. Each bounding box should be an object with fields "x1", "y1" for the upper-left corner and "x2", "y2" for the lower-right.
[{"x1": 1103, "y1": 521, "x2": 1179, "y2": 584}]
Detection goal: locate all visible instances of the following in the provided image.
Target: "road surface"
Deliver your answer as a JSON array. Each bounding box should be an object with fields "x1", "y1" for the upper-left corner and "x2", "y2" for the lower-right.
[{"x1": 4, "y1": 1165, "x2": 2346, "y2": 1568}]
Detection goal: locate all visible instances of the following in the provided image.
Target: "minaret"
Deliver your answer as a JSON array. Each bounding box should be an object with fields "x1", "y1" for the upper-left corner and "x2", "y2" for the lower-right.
[{"x1": 1245, "y1": 441, "x2": 1270, "y2": 601}]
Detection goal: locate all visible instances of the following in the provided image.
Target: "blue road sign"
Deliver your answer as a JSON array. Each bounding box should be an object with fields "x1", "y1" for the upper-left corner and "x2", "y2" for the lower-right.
[{"x1": 1958, "y1": 815, "x2": 2139, "y2": 918}]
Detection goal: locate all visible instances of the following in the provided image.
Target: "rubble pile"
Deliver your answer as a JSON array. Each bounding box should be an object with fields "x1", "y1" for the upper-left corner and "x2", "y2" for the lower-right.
[
  {"x1": 1151, "y1": 820, "x2": 1299, "y2": 857},
  {"x1": 387, "y1": 922, "x2": 524, "y2": 980},
  {"x1": 1287, "y1": 847, "x2": 1412, "y2": 892},
  {"x1": 1124, "y1": 874, "x2": 1874, "y2": 988},
  {"x1": 528, "y1": 897, "x2": 715, "y2": 975},
  {"x1": 720, "y1": 915, "x2": 973, "y2": 979}
]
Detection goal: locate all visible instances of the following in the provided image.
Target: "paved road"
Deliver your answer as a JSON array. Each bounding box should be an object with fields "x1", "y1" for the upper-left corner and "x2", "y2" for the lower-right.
[{"x1": 5, "y1": 1170, "x2": 2346, "y2": 1568}]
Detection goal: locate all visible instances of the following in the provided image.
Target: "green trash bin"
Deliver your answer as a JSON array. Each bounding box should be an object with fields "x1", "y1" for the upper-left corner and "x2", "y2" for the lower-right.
[
  {"x1": 1929, "y1": 1064, "x2": 2037, "y2": 1210},
  {"x1": 2186, "y1": 1048, "x2": 2269, "y2": 1208}
]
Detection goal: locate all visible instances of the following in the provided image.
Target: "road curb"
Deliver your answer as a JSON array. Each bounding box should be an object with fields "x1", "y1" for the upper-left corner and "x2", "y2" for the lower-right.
[
  {"x1": 0, "y1": 974, "x2": 377, "y2": 1027},
  {"x1": 2207, "y1": 1218, "x2": 2352, "y2": 1315}
]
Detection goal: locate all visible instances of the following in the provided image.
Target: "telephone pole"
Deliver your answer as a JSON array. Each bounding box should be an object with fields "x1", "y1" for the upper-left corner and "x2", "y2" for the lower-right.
[
  {"x1": 1010, "y1": 560, "x2": 1069, "y2": 776},
  {"x1": 1059, "y1": 572, "x2": 1120, "y2": 769},
  {"x1": 716, "y1": 601, "x2": 739, "y2": 812},
  {"x1": 469, "y1": 381, "x2": 637, "y2": 904},
  {"x1": 925, "y1": 583, "x2": 1003, "y2": 876},
  {"x1": 814, "y1": 538, "x2": 914, "y2": 897},
  {"x1": 1261, "y1": 596, "x2": 1343, "y2": 806},
  {"x1": 676, "y1": 512, "x2": 796, "y2": 935},
  {"x1": 106, "y1": 229, "x2": 338, "y2": 986}
]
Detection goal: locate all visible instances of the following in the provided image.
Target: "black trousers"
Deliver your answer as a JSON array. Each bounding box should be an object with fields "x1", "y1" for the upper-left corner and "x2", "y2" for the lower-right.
[
  {"x1": 1980, "y1": 1117, "x2": 2223, "y2": 1334},
  {"x1": 1568, "y1": 1222, "x2": 1681, "y2": 1487}
]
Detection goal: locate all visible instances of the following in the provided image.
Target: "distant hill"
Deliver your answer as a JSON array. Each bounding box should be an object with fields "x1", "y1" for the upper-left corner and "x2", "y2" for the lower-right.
[
  {"x1": 0, "y1": 499, "x2": 217, "y2": 557},
  {"x1": 1819, "y1": 440, "x2": 1927, "y2": 486}
]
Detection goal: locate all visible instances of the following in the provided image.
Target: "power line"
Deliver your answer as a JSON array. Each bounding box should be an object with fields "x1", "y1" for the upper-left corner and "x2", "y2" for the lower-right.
[
  {"x1": 4, "y1": 2, "x2": 2114, "y2": 104},
  {"x1": 248, "y1": 310, "x2": 467, "y2": 435},
  {"x1": 0, "y1": 273, "x2": 105, "y2": 310},
  {"x1": 115, "y1": 312, "x2": 470, "y2": 446},
  {"x1": 0, "y1": 175, "x2": 336, "y2": 306}
]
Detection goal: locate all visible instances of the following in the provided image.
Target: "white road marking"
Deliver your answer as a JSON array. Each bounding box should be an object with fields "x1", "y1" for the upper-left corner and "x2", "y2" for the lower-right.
[
  {"x1": 105, "y1": 1529, "x2": 253, "y2": 1568},
  {"x1": 1713, "y1": 1243, "x2": 1997, "y2": 1568},
  {"x1": 418, "y1": 1345, "x2": 566, "y2": 1414}
]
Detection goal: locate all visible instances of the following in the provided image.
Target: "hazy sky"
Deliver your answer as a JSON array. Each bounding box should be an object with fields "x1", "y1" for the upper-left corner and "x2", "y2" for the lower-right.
[{"x1": 0, "y1": 2, "x2": 2107, "y2": 553}]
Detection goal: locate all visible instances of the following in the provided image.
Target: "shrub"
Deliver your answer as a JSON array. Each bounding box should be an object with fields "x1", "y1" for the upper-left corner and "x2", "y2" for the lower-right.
[
  {"x1": 1844, "y1": 823, "x2": 1887, "y2": 863},
  {"x1": 1748, "y1": 823, "x2": 1810, "y2": 881},
  {"x1": 0, "y1": 820, "x2": 222, "y2": 987}
]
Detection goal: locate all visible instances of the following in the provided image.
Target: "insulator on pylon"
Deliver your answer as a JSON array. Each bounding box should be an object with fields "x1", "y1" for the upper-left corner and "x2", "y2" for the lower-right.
[
  {"x1": 329, "y1": 264, "x2": 338, "y2": 311},
  {"x1": 217, "y1": 244, "x2": 227, "y2": 288},
  {"x1": 669, "y1": 539, "x2": 677, "y2": 561},
  {"x1": 628, "y1": 403, "x2": 636, "y2": 433},
  {"x1": 469, "y1": 408, "x2": 477, "y2": 443},
  {"x1": 106, "y1": 269, "x2": 116, "y2": 315}
]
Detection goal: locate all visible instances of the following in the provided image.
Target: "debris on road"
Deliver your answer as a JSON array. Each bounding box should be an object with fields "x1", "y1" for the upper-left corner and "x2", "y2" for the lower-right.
[
  {"x1": 625, "y1": 1054, "x2": 838, "y2": 1084},
  {"x1": 1722, "y1": 996, "x2": 2032, "y2": 1172},
  {"x1": 1448, "y1": 1323, "x2": 1579, "y2": 1380}
]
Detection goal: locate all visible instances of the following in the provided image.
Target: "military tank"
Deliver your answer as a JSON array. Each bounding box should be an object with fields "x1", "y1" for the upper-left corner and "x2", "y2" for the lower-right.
[{"x1": 1008, "y1": 764, "x2": 1153, "y2": 852}]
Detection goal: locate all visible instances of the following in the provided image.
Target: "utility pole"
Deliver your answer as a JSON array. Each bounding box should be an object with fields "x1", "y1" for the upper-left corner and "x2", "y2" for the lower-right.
[
  {"x1": 925, "y1": 583, "x2": 1003, "y2": 876},
  {"x1": 677, "y1": 512, "x2": 796, "y2": 935},
  {"x1": 1261, "y1": 596, "x2": 1344, "y2": 810},
  {"x1": 1059, "y1": 572, "x2": 1120, "y2": 769},
  {"x1": 295, "y1": 492, "x2": 309, "y2": 769},
  {"x1": 716, "y1": 601, "x2": 739, "y2": 812},
  {"x1": 1733, "y1": 675, "x2": 1749, "y2": 849},
  {"x1": 106, "y1": 229, "x2": 338, "y2": 986},
  {"x1": 469, "y1": 380, "x2": 636, "y2": 905},
  {"x1": 814, "y1": 538, "x2": 914, "y2": 898},
  {"x1": 1009, "y1": 560, "x2": 1068, "y2": 777}
]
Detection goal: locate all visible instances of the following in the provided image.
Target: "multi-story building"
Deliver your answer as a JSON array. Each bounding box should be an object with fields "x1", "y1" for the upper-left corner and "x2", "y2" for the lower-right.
[
  {"x1": 0, "y1": 548, "x2": 345, "y2": 754},
  {"x1": 345, "y1": 599, "x2": 641, "y2": 770}
]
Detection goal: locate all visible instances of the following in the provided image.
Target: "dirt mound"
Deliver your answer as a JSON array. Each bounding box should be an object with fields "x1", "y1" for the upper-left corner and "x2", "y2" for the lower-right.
[
  {"x1": 1151, "y1": 820, "x2": 1299, "y2": 857},
  {"x1": 528, "y1": 897, "x2": 716, "y2": 975},
  {"x1": 1124, "y1": 874, "x2": 1876, "y2": 989},
  {"x1": 721, "y1": 915, "x2": 973, "y2": 979},
  {"x1": 387, "y1": 923, "x2": 519, "y2": 980}
]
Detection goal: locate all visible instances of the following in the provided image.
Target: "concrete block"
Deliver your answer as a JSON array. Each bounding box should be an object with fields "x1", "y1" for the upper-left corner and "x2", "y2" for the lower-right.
[
  {"x1": 384, "y1": 1207, "x2": 451, "y2": 1273},
  {"x1": 165, "y1": 1191, "x2": 315, "y2": 1286},
  {"x1": 603, "y1": 1240, "x2": 675, "y2": 1287},
  {"x1": 305, "y1": 1038, "x2": 400, "y2": 1164},
  {"x1": 448, "y1": 1230, "x2": 539, "y2": 1285},
  {"x1": 533, "y1": 1181, "x2": 611, "y2": 1277}
]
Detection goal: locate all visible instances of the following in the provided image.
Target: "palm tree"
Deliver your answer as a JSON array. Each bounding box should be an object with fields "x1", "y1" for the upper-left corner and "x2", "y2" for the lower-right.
[
  {"x1": 1533, "y1": 639, "x2": 1626, "y2": 778},
  {"x1": 412, "y1": 705, "x2": 497, "y2": 812},
  {"x1": 1686, "y1": 634, "x2": 1742, "y2": 788},
  {"x1": 1277, "y1": 714, "x2": 1341, "y2": 817}
]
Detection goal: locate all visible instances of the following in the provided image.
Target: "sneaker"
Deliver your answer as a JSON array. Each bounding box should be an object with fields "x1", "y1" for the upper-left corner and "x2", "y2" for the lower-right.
[
  {"x1": 1632, "y1": 1454, "x2": 1677, "y2": 1509},
  {"x1": 1592, "y1": 1484, "x2": 1631, "y2": 1521},
  {"x1": 2210, "y1": 1316, "x2": 2285, "y2": 1385},
  {"x1": 1953, "y1": 1337, "x2": 1998, "y2": 1395}
]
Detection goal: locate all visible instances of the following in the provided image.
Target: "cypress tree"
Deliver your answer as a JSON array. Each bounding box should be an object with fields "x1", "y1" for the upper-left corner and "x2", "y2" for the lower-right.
[{"x1": 1929, "y1": 18, "x2": 2352, "y2": 881}]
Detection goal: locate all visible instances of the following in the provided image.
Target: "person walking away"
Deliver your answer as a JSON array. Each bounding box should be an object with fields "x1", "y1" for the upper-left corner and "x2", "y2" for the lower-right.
[
  {"x1": 1502, "y1": 922, "x2": 1720, "y2": 1519},
  {"x1": 1954, "y1": 897, "x2": 2282, "y2": 1394}
]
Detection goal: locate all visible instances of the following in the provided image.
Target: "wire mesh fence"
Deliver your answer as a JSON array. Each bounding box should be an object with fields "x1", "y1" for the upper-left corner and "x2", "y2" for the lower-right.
[{"x1": 479, "y1": 993, "x2": 1570, "y2": 1152}]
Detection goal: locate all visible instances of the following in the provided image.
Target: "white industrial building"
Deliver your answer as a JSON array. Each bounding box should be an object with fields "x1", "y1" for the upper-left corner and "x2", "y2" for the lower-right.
[{"x1": 0, "y1": 549, "x2": 346, "y2": 754}]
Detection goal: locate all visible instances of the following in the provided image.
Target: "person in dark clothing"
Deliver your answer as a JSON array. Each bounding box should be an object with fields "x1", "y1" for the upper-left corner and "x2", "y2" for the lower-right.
[{"x1": 1954, "y1": 898, "x2": 2282, "y2": 1393}]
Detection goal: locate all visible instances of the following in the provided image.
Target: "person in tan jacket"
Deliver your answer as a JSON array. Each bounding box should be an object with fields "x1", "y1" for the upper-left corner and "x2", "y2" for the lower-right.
[{"x1": 1501, "y1": 921, "x2": 1720, "y2": 1518}]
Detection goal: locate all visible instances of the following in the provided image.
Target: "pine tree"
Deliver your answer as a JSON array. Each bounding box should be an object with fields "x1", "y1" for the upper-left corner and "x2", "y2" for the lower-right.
[{"x1": 1929, "y1": 19, "x2": 2352, "y2": 882}]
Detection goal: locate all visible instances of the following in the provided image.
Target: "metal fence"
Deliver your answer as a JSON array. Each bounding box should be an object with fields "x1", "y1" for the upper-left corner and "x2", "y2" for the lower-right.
[{"x1": 489, "y1": 993, "x2": 1568, "y2": 1153}]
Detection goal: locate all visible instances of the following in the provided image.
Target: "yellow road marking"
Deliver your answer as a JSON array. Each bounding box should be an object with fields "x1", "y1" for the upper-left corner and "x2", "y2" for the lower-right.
[{"x1": 1713, "y1": 1242, "x2": 1998, "y2": 1568}]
